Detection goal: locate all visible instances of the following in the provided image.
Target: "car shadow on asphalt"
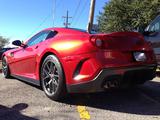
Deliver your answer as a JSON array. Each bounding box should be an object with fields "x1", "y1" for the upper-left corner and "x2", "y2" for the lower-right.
[
  {"x1": 9, "y1": 76, "x2": 160, "y2": 116},
  {"x1": 62, "y1": 81, "x2": 160, "y2": 116},
  {"x1": 0, "y1": 103, "x2": 38, "y2": 120}
]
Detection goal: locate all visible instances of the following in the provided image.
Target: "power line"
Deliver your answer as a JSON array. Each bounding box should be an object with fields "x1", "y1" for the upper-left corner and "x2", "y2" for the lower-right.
[
  {"x1": 52, "y1": 0, "x2": 65, "y2": 27},
  {"x1": 53, "y1": 0, "x2": 56, "y2": 27},
  {"x1": 72, "y1": 0, "x2": 89, "y2": 27},
  {"x1": 70, "y1": 0, "x2": 81, "y2": 24},
  {"x1": 25, "y1": 13, "x2": 52, "y2": 40},
  {"x1": 25, "y1": 0, "x2": 65, "y2": 40}
]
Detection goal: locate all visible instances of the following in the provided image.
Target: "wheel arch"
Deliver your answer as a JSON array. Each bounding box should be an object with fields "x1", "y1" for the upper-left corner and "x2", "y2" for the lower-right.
[
  {"x1": 1, "y1": 54, "x2": 6, "y2": 60},
  {"x1": 1, "y1": 55, "x2": 10, "y2": 78}
]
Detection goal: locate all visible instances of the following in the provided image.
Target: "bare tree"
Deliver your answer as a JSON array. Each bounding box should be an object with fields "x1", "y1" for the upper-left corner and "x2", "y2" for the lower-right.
[{"x1": 0, "y1": 36, "x2": 9, "y2": 49}]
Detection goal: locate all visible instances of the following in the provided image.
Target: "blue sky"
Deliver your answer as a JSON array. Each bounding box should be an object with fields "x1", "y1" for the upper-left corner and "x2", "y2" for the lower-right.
[{"x1": 0, "y1": 0, "x2": 108, "y2": 43}]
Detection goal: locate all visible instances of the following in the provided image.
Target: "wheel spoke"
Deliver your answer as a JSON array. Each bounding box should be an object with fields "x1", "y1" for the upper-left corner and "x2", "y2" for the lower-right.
[
  {"x1": 53, "y1": 66, "x2": 56, "y2": 73},
  {"x1": 53, "y1": 79, "x2": 58, "y2": 86},
  {"x1": 46, "y1": 63, "x2": 50, "y2": 72},
  {"x1": 2, "y1": 59, "x2": 8, "y2": 76},
  {"x1": 3, "y1": 66, "x2": 7, "y2": 69},
  {"x1": 3, "y1": 69, "x2": 7, "y2": 74},
  {"x1": 43, "y1": 74, "x2": 50, "y2": 80},
  {"x1": 45, "y1": 79, "x2": 53, "y2": 93},
  {"x1": 49, "y1": 81, "x2": 53, "y2": 93},
  {"x1": 46, "y1": 79, "x2": 52, "y2": 86},
  {"x1": 54, "y1": 74, "x2": 59, "y2": 78},
  {"x1": 2, "y1": 61, "x2": 6, "y2": 67},
  {"x1": 42, "y1": 58, "x2": 61, "y2": 95},
  {"x1": 49, "y1": 62, "x2": 54, "y2": 72},
  {"x1": 2, "y1": 65, "x2": 7, "y2": 69},
  {"x1": 52, "y1": 84, "x2": 56, "y2": 93},
  {"x1": 52, "y1": 80, "x2": 58, "y2": 93},
  {"x1": 2, "y1": 68, "x2": 7, "y2": 73},
  {"x1": 2, "y1": 62, "x2": 5, "y2": 66},
  {"x1": 46, "y1": 78, "x2": 58, "y2": 94},
  {"x1": 43, "y1": 68, "x2": 49, "y2": 76}
]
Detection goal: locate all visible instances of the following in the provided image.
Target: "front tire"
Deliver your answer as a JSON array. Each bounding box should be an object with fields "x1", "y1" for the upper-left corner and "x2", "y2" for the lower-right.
[
  {"x1": 2, "y1": 56, "x2": 10, "y2": 78},
  {"x1": 40, "y1": 55, "x2": 66, "y2": 101}
]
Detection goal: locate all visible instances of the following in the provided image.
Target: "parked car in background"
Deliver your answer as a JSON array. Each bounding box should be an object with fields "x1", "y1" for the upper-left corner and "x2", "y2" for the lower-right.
[
  {"x1": 0, "y1": 48, "x2": 15, "y2": 60},
  {"x1": 143, "y1": 15, "x2": 160, "y2": 66},
  {"x1": 2, "y1": 28, "x2": 157, "y2": 100}
]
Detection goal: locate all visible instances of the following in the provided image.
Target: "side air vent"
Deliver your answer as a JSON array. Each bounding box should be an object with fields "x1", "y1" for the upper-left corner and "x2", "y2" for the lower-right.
[{"x1": 73, "y1": 59, "x2": 88, "y2": 79}]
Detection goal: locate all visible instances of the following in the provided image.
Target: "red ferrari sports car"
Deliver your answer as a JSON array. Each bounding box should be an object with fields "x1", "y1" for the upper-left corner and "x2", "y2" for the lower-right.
[{"x1": 2, "y1": 28, "x2": 157, "y2": 100}]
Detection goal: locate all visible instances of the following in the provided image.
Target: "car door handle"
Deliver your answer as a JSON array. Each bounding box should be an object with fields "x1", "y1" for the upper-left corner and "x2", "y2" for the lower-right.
[
  {"x1": 35, "y1": 46, "x2": 39, "y2": 49},
  {"x1": 10, "y1": 52, "x2": 14, "y2": 57}
]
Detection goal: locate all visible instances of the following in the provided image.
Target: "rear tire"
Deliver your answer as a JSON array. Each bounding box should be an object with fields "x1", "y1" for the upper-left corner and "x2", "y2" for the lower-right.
[
  {"x1": 2, "y1": 56, "x2": 10, "y2": 78},
  {"x1": 40, "y1": 55, "x2": 66, "y2": 101}
]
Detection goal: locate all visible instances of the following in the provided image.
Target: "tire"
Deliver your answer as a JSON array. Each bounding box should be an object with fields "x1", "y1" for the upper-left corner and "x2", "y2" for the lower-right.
[
  {"x1": 2, "y1": 56, "x2": 10, "y2": 78},
  {"x1": 40, "y1": 55, "x2": 66, "y2": 101}
]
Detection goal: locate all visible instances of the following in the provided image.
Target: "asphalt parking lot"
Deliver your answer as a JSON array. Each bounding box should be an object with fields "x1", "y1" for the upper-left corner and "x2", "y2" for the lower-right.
[{"x1": 1, "y1": 73, "x2": 160, "y2": 120}]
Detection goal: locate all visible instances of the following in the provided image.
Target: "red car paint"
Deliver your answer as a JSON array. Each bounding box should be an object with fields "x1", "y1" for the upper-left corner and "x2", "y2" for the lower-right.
[{"x1": 3, "y1": 28, "x2": 157, "y2": 91}]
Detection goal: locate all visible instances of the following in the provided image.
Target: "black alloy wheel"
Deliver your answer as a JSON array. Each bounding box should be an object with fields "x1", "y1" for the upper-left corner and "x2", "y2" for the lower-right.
[
  {"x1": 41, "y1": 55, "x2": 66, "y2": 101},
  {"x1": 2, "y1": 56, "x2": 10, "y2": 78}
]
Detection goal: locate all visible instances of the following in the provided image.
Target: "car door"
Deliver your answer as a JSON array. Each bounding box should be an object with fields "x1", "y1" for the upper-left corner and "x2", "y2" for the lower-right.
[
  {"x1": 144, "y1": 16, "x2": 160, "y2": 64},
  {"x1": 11, "y1": 31, "x2": 50, "y2": 79}
]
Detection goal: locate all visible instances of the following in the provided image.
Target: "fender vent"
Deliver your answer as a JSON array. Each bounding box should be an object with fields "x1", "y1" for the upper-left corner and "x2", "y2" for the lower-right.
[{"x1": 73, "y1": 59, "x2": 88, "y2": 78}]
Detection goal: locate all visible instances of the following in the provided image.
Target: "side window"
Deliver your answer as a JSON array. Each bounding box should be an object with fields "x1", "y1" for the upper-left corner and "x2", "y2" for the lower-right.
[
  {"x1": 148, "y1": 17, "x2": 160, "y2": 32},
  {"x1": 46, "y1": 31, "x2": 58, "y2": 40},
  {"x1": 27, "y1": 31, "x2": 49, "y2": 46},
  {"x1": 150, "y1": 23, "x2": 160, "y2": 32},
  {"x1": 155, "y1": 22, "x2": 160, "y2": 31}
]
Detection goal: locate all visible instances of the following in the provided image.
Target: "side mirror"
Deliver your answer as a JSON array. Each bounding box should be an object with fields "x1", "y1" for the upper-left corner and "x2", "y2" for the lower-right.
[
  {"x1": 12, "y1": 40, "x2": 22, "y2": 46},
  {"x1": 12, "y1": 40, "x2": 26, "y2": 47}
]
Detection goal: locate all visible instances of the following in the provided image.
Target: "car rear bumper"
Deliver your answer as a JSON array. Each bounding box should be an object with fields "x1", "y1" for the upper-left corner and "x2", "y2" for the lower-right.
[{"x1": 67, "y1": 64, "x2": 157, "y2": 93}]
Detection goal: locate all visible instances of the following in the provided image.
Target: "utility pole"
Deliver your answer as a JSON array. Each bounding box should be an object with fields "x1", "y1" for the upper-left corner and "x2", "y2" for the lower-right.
[
  {"x1": 62, "y1": 11, "x2": 72, "y2": 28},
  {"x1": 87, "y1": 0, "x2": 96, "y2": 33}
]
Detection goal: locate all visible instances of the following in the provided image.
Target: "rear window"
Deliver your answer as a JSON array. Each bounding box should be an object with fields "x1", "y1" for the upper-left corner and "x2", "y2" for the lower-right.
[{"x1": 68, "y1": 28, "x2": 87, "y2": 33}]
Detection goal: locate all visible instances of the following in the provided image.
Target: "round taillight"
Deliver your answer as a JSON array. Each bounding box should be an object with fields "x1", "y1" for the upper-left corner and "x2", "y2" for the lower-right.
[{"x1": 95, "y1": 39, "x2": 103, "y2": 47}]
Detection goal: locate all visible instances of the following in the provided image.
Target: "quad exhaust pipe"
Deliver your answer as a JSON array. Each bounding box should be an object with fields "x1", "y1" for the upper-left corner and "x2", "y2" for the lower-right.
[{"x1": 104, "y1": 80, "x2": 119, "y2": 88}]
